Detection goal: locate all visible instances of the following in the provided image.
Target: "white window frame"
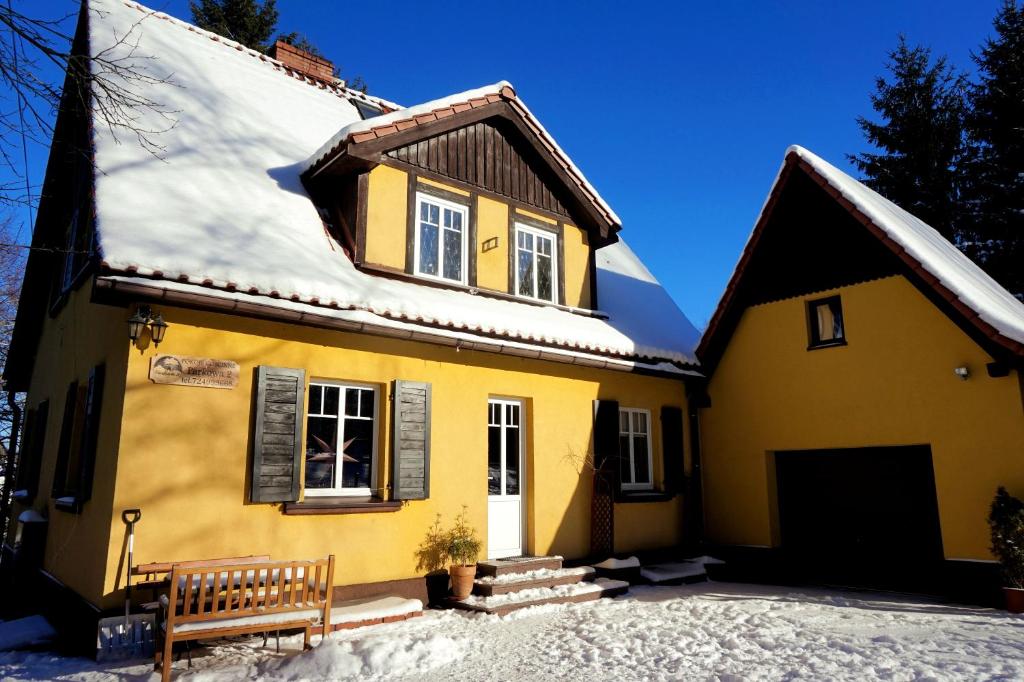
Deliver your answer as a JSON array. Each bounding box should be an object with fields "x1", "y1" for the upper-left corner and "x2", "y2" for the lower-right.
[
  {"x1": 487, "y1": 398, "x2": 524, "y2": 499},
  {"x1": 304, "y1": 380, "x2": 379, "y2": 497},
  {"x1": 414, "y1": 191, "x2": 469, "y2": 285},
  {"x1": 619, "y1": 407, "x2": 654, "y2": 491},
  {"x1": 513, "y1": 223, "x2": 559, "y2": 303}
]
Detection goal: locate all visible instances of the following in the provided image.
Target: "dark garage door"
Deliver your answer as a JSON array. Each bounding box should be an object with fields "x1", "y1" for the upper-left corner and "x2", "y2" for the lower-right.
[{"x1": 775, "y1": 445, "x2": 944, "y2": 589}]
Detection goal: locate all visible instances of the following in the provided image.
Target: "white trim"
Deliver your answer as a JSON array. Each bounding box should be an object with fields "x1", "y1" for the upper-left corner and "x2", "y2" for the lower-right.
[
  {"x1": 487, "y1": 397, "x2": 526, "y2": 559},
  {"x1": 513, "y1": 223, "x2": 558, "y2": 303},
  {"x1": 619, "y1": 407, "x2": 653, "y2": 491},
  {"x1": 413, "y1": 191, "x2": 469, "y2": 285},
  {"x1": 304, "y1": 380, "x2": 380, "y2": 497}
]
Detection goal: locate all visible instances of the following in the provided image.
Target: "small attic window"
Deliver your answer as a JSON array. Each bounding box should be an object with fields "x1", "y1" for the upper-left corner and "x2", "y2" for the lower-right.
[
  {"x1": 807, "y1": 295, "x2": 846, "y2": 349},
  {"x1": 353, "y1": 99, "x2": 382, "y2": 120}
]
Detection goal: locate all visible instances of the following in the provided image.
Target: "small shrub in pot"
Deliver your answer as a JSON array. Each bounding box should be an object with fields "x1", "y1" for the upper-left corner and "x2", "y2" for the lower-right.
[{"x1": 988, "y1": 487, "x2": 1024, "y2": 612}]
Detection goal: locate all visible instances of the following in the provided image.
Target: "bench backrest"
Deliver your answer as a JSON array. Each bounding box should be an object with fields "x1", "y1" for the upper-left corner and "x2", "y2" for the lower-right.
[{"x1": 165, "y1": 555, "x2": 334, "y2": 630}]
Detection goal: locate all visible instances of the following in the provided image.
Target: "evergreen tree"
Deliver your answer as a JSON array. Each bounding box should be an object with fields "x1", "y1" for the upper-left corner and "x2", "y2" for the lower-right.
[
  {"x1": 849, "y1": 37, "x2": 970, "y2": 245},
  {"x1": 965, "y1": 1, "x2": 1024, "y2": 299},
  {"x1": 190, "y1": 0, "x2": 279, "y2": 52}
]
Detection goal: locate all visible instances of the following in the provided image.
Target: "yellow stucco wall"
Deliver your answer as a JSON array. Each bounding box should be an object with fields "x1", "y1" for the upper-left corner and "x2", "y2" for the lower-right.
[
  {"x1": 476, "y1": 196, "x2": 509, "y2": 292},
  {"x1": 701, "y1": 275, "x2": 1024, "y2": 560},
  {"x1": 365, "y1": 165, "x2": 594, "y2": 308},
  {"x1": 86, "y1": 305, "x2": 688, "y2": 608},
  {"x1": 8, "y1": 281, "x2": 129, "y2": 603},
  {"x1": 363, "y1": 164, "x2": 407, "y2": 270}
]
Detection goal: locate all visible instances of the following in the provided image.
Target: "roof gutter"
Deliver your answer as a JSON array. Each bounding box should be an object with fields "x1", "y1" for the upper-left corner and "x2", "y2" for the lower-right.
[{"x1": 93, "y1": 276, "x2": 700, "y2": 380}]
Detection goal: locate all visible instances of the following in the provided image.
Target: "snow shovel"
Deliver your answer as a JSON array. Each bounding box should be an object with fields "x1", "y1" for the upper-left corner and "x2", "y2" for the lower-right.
[{"x1": 96, "y1": 509, "x2": 155, "y2": 661}]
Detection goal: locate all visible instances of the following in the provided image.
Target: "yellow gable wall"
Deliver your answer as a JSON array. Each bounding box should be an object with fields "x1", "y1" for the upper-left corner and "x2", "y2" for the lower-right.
[
  {"x1": 701, "y1": 274, "x2": 1024, "y2": 560},
  {"x1": 363, "y1": 165, "x2": 594, "y2": 309},
  {"x1": 8, "y1": 281, "x2": 129, "y2": 603},
  {"x1": 93, "y1": 305, "x2": 686, "y2": 608}
]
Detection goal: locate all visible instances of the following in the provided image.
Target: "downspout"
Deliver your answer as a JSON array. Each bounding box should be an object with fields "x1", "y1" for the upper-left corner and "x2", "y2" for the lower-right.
[{"x1": 0, "y1": 390, "x2": 22, "y2": 548}]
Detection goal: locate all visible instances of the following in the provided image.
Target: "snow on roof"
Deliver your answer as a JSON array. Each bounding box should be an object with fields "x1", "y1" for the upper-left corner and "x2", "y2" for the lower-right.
[
  {"x1": 787, "y1": 146, "x2": 1024, "y2": 349},
  {"x1": 87, "y1": 0, "x2": 698, "y2": 367}
]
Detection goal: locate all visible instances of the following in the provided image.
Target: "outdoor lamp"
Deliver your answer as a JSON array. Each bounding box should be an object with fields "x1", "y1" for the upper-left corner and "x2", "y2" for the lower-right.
[
  {"x1": 127, "y1": 309, "x2": 149, "y2": 342},
  {"x1": 127, "y1": 305, "x2": 169, "y2": 347},
  {"x1": 149, "y1": 313, "x2": 168, "y2": 346}
]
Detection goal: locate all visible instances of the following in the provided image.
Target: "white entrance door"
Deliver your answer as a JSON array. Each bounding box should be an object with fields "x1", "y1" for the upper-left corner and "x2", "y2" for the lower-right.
[{"x1": 487, "y1": 399, "x2": 524, "y2": 559}]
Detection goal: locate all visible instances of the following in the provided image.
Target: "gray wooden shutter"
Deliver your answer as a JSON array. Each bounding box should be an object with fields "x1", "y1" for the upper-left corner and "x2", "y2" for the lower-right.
[
  {"x1": 660, "y1": 406, "x2": 685, "y2": 495},
  {"x1": 391, "y1": 380, "x2": 431, "y2": 500},
  {"x1": 77, "y1": 364, "x2": 105, "y2": 504},
  {"x1": 250, "y1": 366, "x2": 305, "y2": 503}
]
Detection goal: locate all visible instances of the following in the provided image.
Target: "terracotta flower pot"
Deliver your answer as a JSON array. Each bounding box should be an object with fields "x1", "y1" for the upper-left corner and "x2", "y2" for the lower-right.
[
  {"x1": 449, "y1": 564, "x2": 476, "y2": 600},
  {"x1": 1004, "y1": 587, "x2": 1024, "y2": 613}
]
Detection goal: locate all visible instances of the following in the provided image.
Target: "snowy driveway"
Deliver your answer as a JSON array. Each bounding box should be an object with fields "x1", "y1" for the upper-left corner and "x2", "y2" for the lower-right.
[{"x1": 3, "y1": 582, "x2": 1024, "y2": 680}]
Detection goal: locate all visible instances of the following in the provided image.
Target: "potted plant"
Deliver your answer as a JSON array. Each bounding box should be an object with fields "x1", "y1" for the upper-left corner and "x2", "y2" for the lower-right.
[
  {"x1": 988, "y1": 487, "x2": 1024, "y2": 612},
  {"x1": 446, "y1": 506, "x2": 481, "y2": 600}
]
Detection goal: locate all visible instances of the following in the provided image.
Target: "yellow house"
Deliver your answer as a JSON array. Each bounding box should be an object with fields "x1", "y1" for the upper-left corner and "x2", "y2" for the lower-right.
[
  {"x1": 0, "y1": 0, "x2": 701, "y2": 634},
  {"x1": 697, "y1": 145, "x2": 1024, "y2": 593}
]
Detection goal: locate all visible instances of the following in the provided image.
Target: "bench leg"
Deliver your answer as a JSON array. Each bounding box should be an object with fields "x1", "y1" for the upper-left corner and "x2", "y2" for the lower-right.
[
  {"x1": 160, "y1": 636, "x2": 173, "y2": 682},
  {"x1": 303, "y1": 625, "x2": 311, "y2": 650},
  {"x1": 276, "y1": 630, "x2": 281, "y2": 653}
]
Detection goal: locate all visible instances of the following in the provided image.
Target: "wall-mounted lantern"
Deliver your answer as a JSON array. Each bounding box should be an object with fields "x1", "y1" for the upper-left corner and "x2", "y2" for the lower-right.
[
  {"x1": 954, "y1": 366, "x2": 970, "y2": 381},
  {"x1": 128, "y1": 305, "x2": 168, "y2": 347}
]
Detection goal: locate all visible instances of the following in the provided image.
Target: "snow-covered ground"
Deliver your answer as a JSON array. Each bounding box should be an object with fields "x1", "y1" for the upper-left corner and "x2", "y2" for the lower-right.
[{"x1": 3, "y1": 582, "x2": 1024, "y2": 680}]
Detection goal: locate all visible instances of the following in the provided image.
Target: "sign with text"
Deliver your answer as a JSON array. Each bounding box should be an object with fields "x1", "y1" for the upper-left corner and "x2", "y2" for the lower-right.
[{"x1": 149, "y1": 355, "x2": 239, "y2": 389}]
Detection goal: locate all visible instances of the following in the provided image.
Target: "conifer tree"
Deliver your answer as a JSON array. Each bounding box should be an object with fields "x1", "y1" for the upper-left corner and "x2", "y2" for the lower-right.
[
  {"x1": 849, "y1": 37, "x2": 970, "y2": 245},
  {"x1": 189, "y1": 0, "x2": 279, "y2": 52},
  {"x1": 965, "y1": 1, "x2": 1024, "y2": 299}
]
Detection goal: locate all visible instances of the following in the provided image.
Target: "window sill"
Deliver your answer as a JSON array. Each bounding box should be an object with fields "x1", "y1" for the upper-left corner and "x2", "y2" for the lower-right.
[
  {"x1": 282, "y1": 497, "x2": 402, "y2": 515},
  {"x1": 807, "y1": 339, "x2": 847, "y2": 351},
  {"x1": 53, "y1": 497, "x2": 83, "y2": 513},
  {"x1": 615, "y1": 491, "x2": 677, "y2": 504}
]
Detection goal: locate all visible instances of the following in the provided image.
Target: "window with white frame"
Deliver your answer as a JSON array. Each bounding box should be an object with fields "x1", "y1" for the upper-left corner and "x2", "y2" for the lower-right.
[
  {"x1": 305, "y1": 382, "x2": 378, "y2": 496},
  {"x1": 619, "y1": 408, "x2": 653, "y2": 490},
  {"x1": 515, "y1": 224, "x2": 558, "y2": 303},
  {"x1": 415, "y1": 192, "x2": 467, "y2": 283}
]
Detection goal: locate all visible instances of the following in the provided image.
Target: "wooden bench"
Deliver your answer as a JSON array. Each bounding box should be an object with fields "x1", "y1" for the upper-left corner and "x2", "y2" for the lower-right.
[{"x1": 156, "y1": 555, "x2": 334, "y2": 682}]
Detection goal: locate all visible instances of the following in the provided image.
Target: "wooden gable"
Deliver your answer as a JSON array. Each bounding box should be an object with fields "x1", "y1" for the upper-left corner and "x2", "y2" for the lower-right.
[{"x1": 384, "y1": 120, "x2": 571, "y2": 219}]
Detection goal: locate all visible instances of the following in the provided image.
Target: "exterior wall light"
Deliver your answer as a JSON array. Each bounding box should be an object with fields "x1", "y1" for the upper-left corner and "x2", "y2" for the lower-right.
[
  {"x1": 954, "y1": 366, "x2": 970, "y2": 380},
  {"x1": 128, "y1": 305, "x2": 168, "y2": 347}
]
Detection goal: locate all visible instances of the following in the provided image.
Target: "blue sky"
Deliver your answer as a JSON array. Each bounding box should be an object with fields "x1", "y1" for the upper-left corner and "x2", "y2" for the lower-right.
[{"x1": 8, "y1": 0, "x2": 1002, "y2": 327}]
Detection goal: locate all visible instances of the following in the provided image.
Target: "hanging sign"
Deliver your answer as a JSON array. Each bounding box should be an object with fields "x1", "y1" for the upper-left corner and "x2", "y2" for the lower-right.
[{"x1": 149, "y1": 354, "x2": 239, "y2": 389}]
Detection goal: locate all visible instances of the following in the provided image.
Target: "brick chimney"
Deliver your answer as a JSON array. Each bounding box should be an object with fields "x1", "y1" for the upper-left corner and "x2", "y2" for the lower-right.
[{"x1": 269, "y1": 39, "x2": 335, "y2": 82}]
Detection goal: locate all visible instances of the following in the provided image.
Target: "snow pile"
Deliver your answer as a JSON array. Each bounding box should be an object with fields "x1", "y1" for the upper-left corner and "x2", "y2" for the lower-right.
[
  {"x1": 255, "y1": 632, "x2": 465, "y2": 681},
  {"x1": 592, "y1": 556, "x2": 640, "y2": 569},
  {"x1": 5, "y1": 583, "x2": 1024, "y2": 679},
  {"x1": 475, "y1": 566, "x2": 593, "y2": 585},
  {"x1": 85, "y1": 0, "x2": 700, "y2": 366},
  {"x1": 331, "y1": 596, "x2": 422, "y2": 624},
  {"x1": 0, "y1": 616, "x2": 55, "y2": 652}
]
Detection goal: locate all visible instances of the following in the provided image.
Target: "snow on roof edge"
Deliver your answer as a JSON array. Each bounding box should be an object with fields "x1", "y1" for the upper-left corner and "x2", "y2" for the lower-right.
[
  {"x1": 98, "y1": 274, "x2": 702, "y2": 375},
  {"x1": 789, "y1": 145, "x2": 1024, "y2": 348}
]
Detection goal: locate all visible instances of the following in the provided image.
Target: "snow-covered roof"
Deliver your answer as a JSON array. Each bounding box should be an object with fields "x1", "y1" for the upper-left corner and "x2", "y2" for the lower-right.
[
  {"x1": 699, "y1": 145, "x2": 1024, "y2": 362},
  {"x1": 87, "y1": 0, "x2": 698, "y2": 368}
]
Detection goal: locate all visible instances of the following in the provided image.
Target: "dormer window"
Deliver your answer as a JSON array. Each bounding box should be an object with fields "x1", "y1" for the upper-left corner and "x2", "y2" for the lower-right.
[
  {"x1": 415, "y1": 192, "x2": 467, "y2": 284},
  {"x1": 807, "y1": 295, "x2": 846, "y2": 349},
  {"x1": 515, "y1": 224, "x2": 558, "y2": 303}
]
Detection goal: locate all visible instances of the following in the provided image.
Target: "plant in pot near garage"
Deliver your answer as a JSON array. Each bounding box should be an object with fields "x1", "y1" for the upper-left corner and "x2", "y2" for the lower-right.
[
  {"x1": 988, "y1": 487, "x2": 1024, "y2": 613},
  {"x1": 446, "y1": 506, "x2": 482, "y2": 601}
]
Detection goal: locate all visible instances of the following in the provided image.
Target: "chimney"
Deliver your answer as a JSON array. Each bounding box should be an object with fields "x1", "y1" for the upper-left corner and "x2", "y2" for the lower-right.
[{"x1": 269, "y1": 39, "x2": 335, "y2": 83}]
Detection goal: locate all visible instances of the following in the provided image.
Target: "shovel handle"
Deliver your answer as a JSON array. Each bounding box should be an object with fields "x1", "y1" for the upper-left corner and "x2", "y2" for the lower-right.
[{"x1": 122, "y1": 509, "x2": 141, "y2": 526}]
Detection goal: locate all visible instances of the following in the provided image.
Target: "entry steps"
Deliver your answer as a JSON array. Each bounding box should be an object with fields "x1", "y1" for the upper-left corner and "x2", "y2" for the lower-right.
[{"x1": 449, "y1": 556, "x2": 629, "y2": 615}]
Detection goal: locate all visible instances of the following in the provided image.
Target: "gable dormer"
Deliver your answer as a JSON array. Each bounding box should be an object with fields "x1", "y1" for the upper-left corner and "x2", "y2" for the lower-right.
[{"x1": 302, "y1": 83, "x2": 619, "y2": 312}]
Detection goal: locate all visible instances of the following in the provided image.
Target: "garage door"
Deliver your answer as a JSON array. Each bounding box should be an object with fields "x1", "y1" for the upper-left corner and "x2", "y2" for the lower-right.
[{"x1": 775, "y1": 446, "x2": 944, "y2": 588}]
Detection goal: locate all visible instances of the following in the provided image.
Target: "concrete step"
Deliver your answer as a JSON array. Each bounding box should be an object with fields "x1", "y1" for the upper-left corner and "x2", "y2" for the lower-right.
[
  {"x1": 320, "y1": 596, "x2": 424, "y2": 634},
  {"x1": 450, "y1": 577, "x2": 629, "y2": 616},
  {"x1": 639, "y1": 557, "x2": 725, "y2": 585},
  {"x1": 476, "y1": 555, "x2": 562, "y2": 578},
  {"x1": 473, "y1": 566, "x2": 595, "y2": 596}
]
